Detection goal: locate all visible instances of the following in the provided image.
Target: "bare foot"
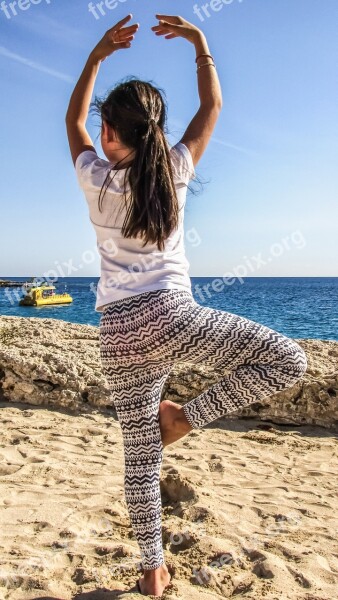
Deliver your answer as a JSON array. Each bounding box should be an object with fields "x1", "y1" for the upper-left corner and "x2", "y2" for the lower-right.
[
  {"x1": 137, "y1": 563, "x2": 171, "y2": 597},
  {"x1": 159, "y1": 399, "x2": 193, "y2": 447}
]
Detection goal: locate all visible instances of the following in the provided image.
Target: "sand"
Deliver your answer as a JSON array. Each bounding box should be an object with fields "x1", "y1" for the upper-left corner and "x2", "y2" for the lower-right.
[{"x1": 0, "y1": 400, "x2": 337, "y2": 600}]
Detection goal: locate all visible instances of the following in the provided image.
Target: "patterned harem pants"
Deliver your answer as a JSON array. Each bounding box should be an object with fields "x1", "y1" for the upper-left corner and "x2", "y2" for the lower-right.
[{"x1": 99, "y1": 288, "x2": 307, "y2": 571}]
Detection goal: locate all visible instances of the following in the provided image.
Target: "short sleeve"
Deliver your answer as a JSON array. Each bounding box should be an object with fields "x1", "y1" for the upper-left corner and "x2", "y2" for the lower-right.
[
  {"x1": 75, "y1": 150, "x2": 111, "y2": 190},
  {"x1": 170, "y1": 142, "x2": 196, "y2": 185}
]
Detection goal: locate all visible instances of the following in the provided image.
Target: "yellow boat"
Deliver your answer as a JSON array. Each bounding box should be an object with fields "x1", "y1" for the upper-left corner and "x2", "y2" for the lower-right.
[{"x1": 19, "y1": 283, "x2": 73, "y2": 307}]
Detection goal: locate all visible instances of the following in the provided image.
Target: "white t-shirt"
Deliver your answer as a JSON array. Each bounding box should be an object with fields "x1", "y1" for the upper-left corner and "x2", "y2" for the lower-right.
[{"x1": 75, "y1": 142, "x2": 196, "y2": 312}]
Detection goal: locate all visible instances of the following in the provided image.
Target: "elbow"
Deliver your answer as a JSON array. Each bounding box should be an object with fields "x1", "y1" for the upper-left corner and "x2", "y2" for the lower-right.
[
  {"x1": 65, "y1": 106, "x2": 75, "y2": 124},
  {"x1": 65, "y1": 111, "x2": 85, "y2": 128},
  {"x1": 200, "y1": 100, "x2": 223, "y2": 112},
  {"x1": 214, "y1": 91, "x2": 223, "y2": 111}
]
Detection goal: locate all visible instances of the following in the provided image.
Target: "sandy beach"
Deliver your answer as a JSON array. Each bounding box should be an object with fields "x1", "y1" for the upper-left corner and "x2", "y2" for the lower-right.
[
  {"x1": 1, "y1": 1, "x2": 337, "y2": 597},
  {"x1": 0, "y1": 399, "x2": 337, "y2": 600}
]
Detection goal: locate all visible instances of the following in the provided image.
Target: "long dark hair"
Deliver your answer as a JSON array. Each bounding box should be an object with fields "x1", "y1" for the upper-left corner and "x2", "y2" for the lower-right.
[{"x1": 90, "y1": 77, "x2": 195, "y2": 252}]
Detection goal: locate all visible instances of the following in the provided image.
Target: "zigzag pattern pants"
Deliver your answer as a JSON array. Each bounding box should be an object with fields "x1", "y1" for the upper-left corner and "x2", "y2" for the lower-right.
[{"x1": 99, "y1": 288, "x2": 307, "y2": 570}]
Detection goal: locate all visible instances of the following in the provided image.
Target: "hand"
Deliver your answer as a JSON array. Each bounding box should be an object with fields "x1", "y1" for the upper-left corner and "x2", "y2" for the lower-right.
[
  {"x1": 151, "y1": 14, "x2": 203, "y2": 44},
  {"x1": 91, "y1": 14, "x2": 139, "y2": 61}
]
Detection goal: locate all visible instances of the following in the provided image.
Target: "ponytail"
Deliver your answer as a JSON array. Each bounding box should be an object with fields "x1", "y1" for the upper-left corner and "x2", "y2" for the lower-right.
[{"x1": 91, "y1": 77, "x2": 183, "y2": 251}]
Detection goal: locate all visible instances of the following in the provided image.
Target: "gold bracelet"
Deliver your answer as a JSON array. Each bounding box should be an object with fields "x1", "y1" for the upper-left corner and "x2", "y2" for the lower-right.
[
  {"x1": 195, "y1": 53, "x2": 214, "y2": 63},
  {"x1": 196, "y1": 62, "x2": 216, "y2": 73}
]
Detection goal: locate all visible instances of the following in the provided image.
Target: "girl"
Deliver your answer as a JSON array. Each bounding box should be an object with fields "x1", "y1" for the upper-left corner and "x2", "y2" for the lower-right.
[{"x1": 66, "y1": 13, "x2": 308, "y2": 597}]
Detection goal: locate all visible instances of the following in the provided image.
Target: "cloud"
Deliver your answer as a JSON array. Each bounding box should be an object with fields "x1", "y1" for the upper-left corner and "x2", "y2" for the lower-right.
[
  {"x1": 209, "y1": 135, "x2": 257, "y2": 156},
  {"x1": 0, "y1": 46, "x2": 74, "y2": 83},
  {"x1": 9, "y1": 12, "x2": 86, "y2": 48},
  {"x1": 169, "y1": 116, "x2": 256, "y2": 156}
]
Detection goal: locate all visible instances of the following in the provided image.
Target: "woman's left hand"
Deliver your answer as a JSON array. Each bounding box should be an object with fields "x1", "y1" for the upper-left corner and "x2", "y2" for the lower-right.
[{"x1": 91, "y1": 14, "x2": 139, "y2": 61}]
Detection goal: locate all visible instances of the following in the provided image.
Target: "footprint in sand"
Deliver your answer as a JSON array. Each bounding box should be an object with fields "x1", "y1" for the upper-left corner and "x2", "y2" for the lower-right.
[
  {"x1": 0, "y1": 464, "x2": 23, "y2": 475},
  {"x1": 33, "y1": 521, "x2": 51, "y2": 533},
  {"x1": 160, "y1": 470, "x2": 198, "y2": 505},
  {"x1": 208, "y1": 454, "x2": 225, "y2": 473},
  {"x1": 167, "y1": 453, "x2": 186, "y2": 461},
  {"x1": 162, "y1": 523, "x2": 200, "y2": 553},
  {"x1": 10, "y1": 435, "x2": 30, "y2": 445},
  {"x1": 286, "y1": 565, "x2": 312, "y2": 588},
  {"x1": 177, "y1": 503, "x2": 219, "y2": 533},
  {"x1": 95, "y1": 543, "x2": 134, "y2": 557}
]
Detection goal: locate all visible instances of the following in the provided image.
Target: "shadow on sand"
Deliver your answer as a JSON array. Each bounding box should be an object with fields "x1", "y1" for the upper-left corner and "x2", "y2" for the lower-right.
[{"x1": 28, "y1": 585, "x2": 142, "y2": 599}]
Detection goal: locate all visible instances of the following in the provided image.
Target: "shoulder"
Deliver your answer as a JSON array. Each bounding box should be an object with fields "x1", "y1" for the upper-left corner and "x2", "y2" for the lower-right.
[
  {"x1": 75, "y1": 150, "x2": 110, "y2": 182},
  {"x1": 75, "y1": 150, "x2": 126, "y2": 193}
]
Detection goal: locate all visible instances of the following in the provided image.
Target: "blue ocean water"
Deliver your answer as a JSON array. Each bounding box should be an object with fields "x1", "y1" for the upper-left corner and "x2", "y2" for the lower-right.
[{"x1": 0, "y1": 277, "x2": 337, "y2": 341}]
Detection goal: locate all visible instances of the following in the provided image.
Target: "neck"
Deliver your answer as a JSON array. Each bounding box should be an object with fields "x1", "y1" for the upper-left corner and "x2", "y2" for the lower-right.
[{"x1": 106, "y1": 147, "x2": 136, "y2": 168}]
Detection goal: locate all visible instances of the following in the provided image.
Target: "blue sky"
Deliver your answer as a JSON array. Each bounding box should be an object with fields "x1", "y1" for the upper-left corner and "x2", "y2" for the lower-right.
[{"x1": 0, "y1": 0, "x2": 337, "y2": 278}]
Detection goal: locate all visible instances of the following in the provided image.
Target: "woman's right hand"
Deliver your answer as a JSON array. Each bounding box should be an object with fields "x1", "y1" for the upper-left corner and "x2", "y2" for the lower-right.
[{"x1": 151, "y1": 14, "x2": 203, "y2": 44}]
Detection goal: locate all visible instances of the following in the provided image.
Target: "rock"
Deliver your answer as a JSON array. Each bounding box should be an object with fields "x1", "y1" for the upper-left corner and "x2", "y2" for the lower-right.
[
  {"x1": 0, "y1": 316, "x2": 337, "y2": 429},
  {"x1": 0, "y1": 316, "x2": 112, "y2": 412},
  {"x1": 71, "y1": 567, "x2": 96, "y2": 585},
  {"x1": 160, "y1": 470, "x2": 199, "y2": 504},
  {"x1": 231, "y1": 574, "x2": 254, "y2": 594},
  {"x1": 252, "y1": 559, "x2": 275, "y2": 579}
]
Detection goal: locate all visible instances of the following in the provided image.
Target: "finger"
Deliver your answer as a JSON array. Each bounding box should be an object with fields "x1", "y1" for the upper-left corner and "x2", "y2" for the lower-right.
[
  {"x1": 113, "y1": 40, "x2": 132, "y2": 49},
  {"x1": 153, "y1": 31, "x2": 172, "y2": 37},
  {"x1": 151, "y1": 22, "x2": 175, "y2": 29},
  {"x1": 154, "y1": 24, "x2": 181, "y2": 36},
  {"x1": 152, "y1": 22, "x2": 177, "y2": 31},
  {"x1": 119, "y1": 24, "x2": 139, "y2": 33},
  {"x1": 155, "y1": 16, "x2": 180, "y2": 25},
  {"x1": 118, "y1": 25, "x2": 138, "y2": 35},
  {"x1": 155, "y1": 14, "x2": 178, "y2": 22},
  {"x1": 117, "y1": 29, "x2": 138, "y2": 39},
  {"x1": 159, "y1": 20, "x2": 181, "y2": 30},
  {"x1": 116, "y1": 13, "x2": 132, "y2": 26},
  {"x1": 164, "y1": 33, "x2": 178, "y2": 39},
  {"x1": 120, "y1": 34, "x2": 136, "y2": 42},
  {"x1": 153, "y1": 30, "x2": 170, "y2": 37},
  {"x1": 113, "y1": 33, "x2": 136, "y2": 43},
  {"x1": 110, "y1": 13, "x2": 133, "y2": 32},
  {"x1": 114, "y1": 24, "x2": 138, "y2": 36}
]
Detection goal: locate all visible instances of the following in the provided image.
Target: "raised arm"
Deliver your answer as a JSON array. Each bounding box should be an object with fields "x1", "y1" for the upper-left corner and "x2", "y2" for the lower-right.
[
  {"x1": 181, "y1": 32, "x2": 222, "y2": 166},
  {"x1": 65, "y1": 14, "x2": 139, "y2": 165},
  {"x1": 152, "y1": 15, "x2": 223, "y2": 167}
]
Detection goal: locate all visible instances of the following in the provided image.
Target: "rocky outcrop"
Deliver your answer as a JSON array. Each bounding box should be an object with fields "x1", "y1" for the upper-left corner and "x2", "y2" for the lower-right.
[
  {"x1": 0, "y1": 316, "x2": 337, "y2": 429},
  {"x1": 0, "y1": 280, "x2": 27, "y2": 287}
]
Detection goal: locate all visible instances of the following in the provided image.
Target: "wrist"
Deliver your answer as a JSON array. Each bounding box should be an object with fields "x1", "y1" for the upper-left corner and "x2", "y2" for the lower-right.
[
  {"x1": 192, "y1": 30, "x2": 206, "y2": 43},
  {"x1": 89, "y1": 49, "x2": 109, "y2": 65},
  {"x1": 193, "y1": 32, "x2": 209, "y2": 53}
]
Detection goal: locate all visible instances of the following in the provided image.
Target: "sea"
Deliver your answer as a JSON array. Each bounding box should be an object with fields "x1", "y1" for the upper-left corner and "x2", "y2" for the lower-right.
[{"x1": 0, "y1": 277, "x2": 337, "y2": 341}]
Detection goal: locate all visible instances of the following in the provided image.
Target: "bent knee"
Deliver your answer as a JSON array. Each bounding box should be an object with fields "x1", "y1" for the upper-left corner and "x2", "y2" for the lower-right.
[
  {"x1": 279, "y1": 338, "x2": 308, "y2": 381},
  {"x1": 294, "y1": 342, "x2": 308, "y2": 377}
]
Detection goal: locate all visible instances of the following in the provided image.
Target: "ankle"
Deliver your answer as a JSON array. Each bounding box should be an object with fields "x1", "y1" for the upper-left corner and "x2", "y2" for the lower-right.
[
  {"x1": 174, "y1": 407, "x2": 192, "y2": 432},
  {"x1": 143, "y1": 563, "x2": 168, "y2": 580}
]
